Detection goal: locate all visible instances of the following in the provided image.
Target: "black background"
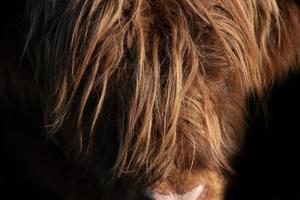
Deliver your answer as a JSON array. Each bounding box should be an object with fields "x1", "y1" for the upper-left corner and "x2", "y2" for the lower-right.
[{"x1": 226, "y1": 71, "x2": 300, "y2": 200}]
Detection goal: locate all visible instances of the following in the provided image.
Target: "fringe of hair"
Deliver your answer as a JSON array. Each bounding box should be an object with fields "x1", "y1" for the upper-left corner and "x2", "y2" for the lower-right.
[{"x1": 24, "y1": 0, "x2": 300, "y2": 187}]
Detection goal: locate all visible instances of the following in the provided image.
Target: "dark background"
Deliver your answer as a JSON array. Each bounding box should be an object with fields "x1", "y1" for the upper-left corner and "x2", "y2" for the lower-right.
[{"x1": 226, "y1": 71, "x2": 300, "y2": 200}]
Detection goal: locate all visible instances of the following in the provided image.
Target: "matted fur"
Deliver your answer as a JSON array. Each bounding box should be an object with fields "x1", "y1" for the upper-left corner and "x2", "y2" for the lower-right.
[{"x1": 1, "y1": 0, "x2": 300, "y2": 199}]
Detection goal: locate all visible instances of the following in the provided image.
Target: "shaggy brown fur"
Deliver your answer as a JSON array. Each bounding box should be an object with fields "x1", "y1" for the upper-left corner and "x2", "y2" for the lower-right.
[{"x1": 1, "y1": 0, "x2": 300, "y2": 199}]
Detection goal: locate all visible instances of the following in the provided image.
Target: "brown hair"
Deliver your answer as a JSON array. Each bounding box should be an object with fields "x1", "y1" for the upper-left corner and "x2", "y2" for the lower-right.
[{"x1": 15, "y1": 0, "x2": 300, "y2": 196}]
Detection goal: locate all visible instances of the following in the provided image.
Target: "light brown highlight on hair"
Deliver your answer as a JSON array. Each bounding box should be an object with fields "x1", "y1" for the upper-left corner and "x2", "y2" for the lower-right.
[{"x1": 20, "y1": 0, "x2": 300, "y2": 198}]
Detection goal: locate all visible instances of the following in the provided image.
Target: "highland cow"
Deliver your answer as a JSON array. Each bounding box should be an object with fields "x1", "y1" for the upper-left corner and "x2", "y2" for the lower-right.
[{"x1": 1, "y1": 0, "x2": 300, "y2": 200}]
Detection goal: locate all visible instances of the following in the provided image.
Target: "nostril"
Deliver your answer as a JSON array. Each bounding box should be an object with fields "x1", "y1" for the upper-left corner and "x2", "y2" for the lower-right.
[
  {"x1": 143, "y1": 189, "x2": 156, "y2": 200},
  {"x1": 140, "y1": 189, "x2": 155, "y2": 200},
  {"x1": 143, "y1": 184, "x2": 205, "y2": 200},
  {"x1": 144, "y1": 190, "x2": 177, "y2": 200}
]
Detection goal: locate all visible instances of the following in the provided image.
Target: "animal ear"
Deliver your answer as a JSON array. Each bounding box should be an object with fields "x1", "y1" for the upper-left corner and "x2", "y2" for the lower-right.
[
  {"x1": 248, "y1": 0, "x2": 300, "y2": 88},
  {"x1": 247, "y1": 0, "x2": 300, "y2": 90},
  {"x1": 269, "y1": 0, "x2": 300, "y2": 80}
]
